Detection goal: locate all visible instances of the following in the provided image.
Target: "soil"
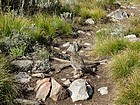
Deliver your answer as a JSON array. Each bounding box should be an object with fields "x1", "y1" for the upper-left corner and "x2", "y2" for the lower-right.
[{"x1": 21, "y1": 4, "x2": 140, "y2": 105}]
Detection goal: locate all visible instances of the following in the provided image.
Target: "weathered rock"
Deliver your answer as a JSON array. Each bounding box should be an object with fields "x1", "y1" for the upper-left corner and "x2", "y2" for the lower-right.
[
  {"x1": 35, "y1": 82, "x2": 51, "y2": 101},
  {"x1": 98, "y1": 86, "x2": 108, "y2": 95},
  {"x1": 35, "y1": 78, "x2": 50, "y2": 92},
  {"x1": 107, "y1": 9, "x2": 129, "y2": 20},
  {"x1": 68, "y1": 79, "x2": 93, "y2": 102},
  {"x1": 124, "y1": 34, "x2": 140, "y2": 42},
  {"x1": 14, "y1": 72, "x2": 31, "y2": 84},
  {"x1": 85, "y1": 18, "x2": 95, "y2": 25},
  {"x1": 50, "y1": 78, "x2": 69, "y2": 101},
  {"x1": 11, "y1": 60, "x2": 33, "y2": 71}
]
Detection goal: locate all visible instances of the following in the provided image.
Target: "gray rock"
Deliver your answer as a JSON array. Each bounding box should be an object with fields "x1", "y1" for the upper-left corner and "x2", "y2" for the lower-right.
[
  {"x1": 85, "y1": 18, "x2": 95, "y2": 25},
  {"x1": 68, "y1": 79, "x2": 93, "y2": 102},
  {"x1": 11, "y1": 60, "x2": 33, "y2": 71},
  {"x1": 15, "y1": 72, "x2": 31, "y2": 84},
  {"x1": 98, "y1": 86, "x2": 108, "y2": 95},
  {"x1": 107, "y1": 9, "x2": 129, "y2": 20}
]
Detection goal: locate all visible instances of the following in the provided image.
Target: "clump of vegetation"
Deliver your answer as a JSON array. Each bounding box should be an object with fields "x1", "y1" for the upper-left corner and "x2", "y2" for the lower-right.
[
  {"x1": 125, "y1": 17, "x2": 140, "y2": 37},
  {"x1": 80, "y1": 7, "x2": 106, "y2": 20},
  {"x1": 93, "y1": 29, "x2": 129, "y2": 56},
  {"x1": 31, "y1": 14, "x2": 72, "y2": 40},
  {"x1": 116, "y1": 68, "x2": 140, "y2": 105},
  {"x1": 109, "y1": 50, "x2": 139, "y2": 80},
  {"x1": 93, "y1": 37, "x2": 128, "y2": 56},
  {"x1": 0, "y1": 55, "x2": 18, "y2": 105},
  {"x1": 0, "y1": 13, "x2": 29, "y2": 38}
]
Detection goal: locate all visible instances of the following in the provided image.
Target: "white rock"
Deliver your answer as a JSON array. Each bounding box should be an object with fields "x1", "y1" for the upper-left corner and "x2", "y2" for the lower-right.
[
  {"x1": 125, "y1": 34, "x2": 137, "y2": 39},
  {"x1": 98, "y1": 87, "x2": 108, "y2": 95},
  {"x1": 32, "y1": 73, "x2": 45, "y2": 78},
  {"x1": 62, "y1": 42, "x2": 70, "y2": 47},
  {"x1": 61, "y1": 78, "x2": 67, "y2": 81},
  {"x1": 68, "y1": 79, "x2": 93, "y2": 102},
  {"x1": 124, "y1": 34, "x2": 140, "y2": 42},
  {"x1": 84, "y1": 43, "x2": 91, "y2": 46},
  {"x1": 77, "y1": 30, "x2": 85, "y2": 34},
  {"x1": 107, "y1": 9, "x2": 129, "y2": 20},
  {"x1": 15, "y1": 72, "x2": 31, "y2": 84},
  {"x1": 85, "y1": 18, "x2": 95, "y2": 25},
  {"x1": 62, "y1": 51, "x2": 67, "y2": 54}
]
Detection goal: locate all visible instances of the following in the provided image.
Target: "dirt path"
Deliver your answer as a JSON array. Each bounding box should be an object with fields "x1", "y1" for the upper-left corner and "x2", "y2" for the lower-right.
[{"x1": 22, "y1": 3, "x2": 140, "y2": 105}]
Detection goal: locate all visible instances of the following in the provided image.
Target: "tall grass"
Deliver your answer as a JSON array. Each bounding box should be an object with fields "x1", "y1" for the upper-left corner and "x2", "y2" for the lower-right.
[
  {"x1": 0, "y1": 55, "x2": 18, "y2": 105},
  {"x1": 116, "y1": 68, "x2": 140, "y2": 105},
  {"x1": 0, "y1": 13, "x2": 29, "y2": 38},
  {"x1": 109, "y1": 50, "x2": 139, "y2": 80}
]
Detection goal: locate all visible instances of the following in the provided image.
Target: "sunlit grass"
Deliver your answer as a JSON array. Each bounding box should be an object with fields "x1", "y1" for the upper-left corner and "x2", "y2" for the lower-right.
[
  {"x1": 80, "y1": 7, "x2": 106, "y2": 20},
  {"x1": 116, "y1": 68, "x2": 140, "y2": 105},
  {"x1": 0, "y1": 13, "x2": 29, "y2": 38},
  {"x1": 109, "y1": 50, "x2": 139, "y2": 80}
]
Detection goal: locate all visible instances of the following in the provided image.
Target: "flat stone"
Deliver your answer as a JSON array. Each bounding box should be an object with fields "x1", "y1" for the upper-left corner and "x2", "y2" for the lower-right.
[
  {"x1": 50, "y1": 78, "x2": 69, "y2": 101},
  {"x1": 36, "y1": 82, "x2": 51, "y2": 101},
  {"x1": 14, "y1": 72, "x2": 31, "y2": 84},
  {"x1": 35, "y1": 78, "x2": 50, "y2": 92},
  {"x1": 98, "y1": 86, "x2": 108, "y2": 95},
  {"x1": 85, "y1": 18, "x2": 95, "y2": 25},
  {"x1": 68, "y1": 79, "x2": 93, "y2": 102}
]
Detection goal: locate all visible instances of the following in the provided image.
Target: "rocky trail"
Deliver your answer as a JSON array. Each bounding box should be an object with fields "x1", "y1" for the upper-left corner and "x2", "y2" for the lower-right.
[{"x1": 12, "y1": 3, "x2": 140, "y2": 105}]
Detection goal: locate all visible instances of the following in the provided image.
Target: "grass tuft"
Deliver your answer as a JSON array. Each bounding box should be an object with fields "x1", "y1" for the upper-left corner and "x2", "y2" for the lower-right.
[
  {"x1": 109, "y1": 50, "x2": 139, "y2": 80},
  {"x1": 0, "y1": 55, "x2": 18, "y2": 105},
  {"x1": 116, "y1": 68, "x2": 140, "y2": 105},
  {"x1": 93, "y1": 36, "x2": 129, "y2": 56}
]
